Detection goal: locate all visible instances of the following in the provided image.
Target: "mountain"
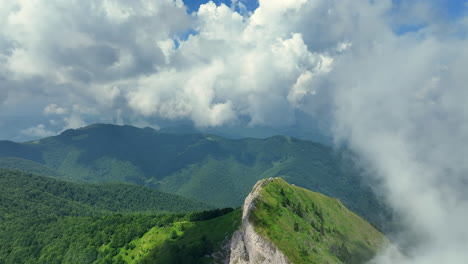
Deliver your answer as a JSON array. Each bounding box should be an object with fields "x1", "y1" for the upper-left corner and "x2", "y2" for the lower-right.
[
  {"x1": 0, "y1": 123, "x2": 389, "y2": 228},
  {"x1": 0, "y1": 169, "x2": 218, "y2": 264},
  {"x1": 148, "y1": 111, "x2": 332, "y2": 144},
  {"x1": 230, "y1": 178, "x2": 387, "y2": 264},
  {"x1": 0, "y1": 170, "x2": 386, "y2": 263},
  {"x1": 0, "y1": 169, "x2": 210, "y2": 218},
  {"x1": 116, "y1": 178, "x2": 386, "y2": 264}
]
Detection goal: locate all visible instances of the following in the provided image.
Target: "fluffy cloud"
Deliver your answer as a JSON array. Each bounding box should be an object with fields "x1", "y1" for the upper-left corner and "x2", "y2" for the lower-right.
[
  {"x1": 0, "y1": 0, "x2": 191, "y2": 137},
  {"x1": 44, "y1": 104, "x2": 68, "y2": 115},
  {"x1": 20, "y1": 124, "x2": 56, "y2": 138},
  {"x1": 334, "y1": 37, "x2": 468, "y2": 263},
  {"x1": 321, "y1": 4, "x2": 468, "y2": 263},
  {"x1": 0, "y1": 0, "x2": 337, "y2": 134},
  {"x1": 97, "y1": 0, "x2": 333, "y2": 127}
]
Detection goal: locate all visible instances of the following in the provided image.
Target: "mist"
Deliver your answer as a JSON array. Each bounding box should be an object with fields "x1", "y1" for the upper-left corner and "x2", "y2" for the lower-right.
[{"x1": 331, "y1": 31, "x2": 468, "y2": 263}]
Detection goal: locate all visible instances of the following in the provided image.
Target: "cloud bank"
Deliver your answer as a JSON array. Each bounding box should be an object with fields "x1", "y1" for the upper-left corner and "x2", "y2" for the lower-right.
[
  {"x1": 1, "y1": 0, "x2": 468, "y2": 262},
  {"x1": 1, "y1": 0, "x2": 337, "y2": 137},
  {"x1": 332, "y1": 22, "x2": 468, "y2": 264}
]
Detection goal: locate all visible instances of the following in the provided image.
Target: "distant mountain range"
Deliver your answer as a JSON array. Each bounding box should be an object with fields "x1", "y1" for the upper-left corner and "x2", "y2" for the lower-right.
[{"x1": 0, "y1": 123, "x2": 389, "y2": 229}]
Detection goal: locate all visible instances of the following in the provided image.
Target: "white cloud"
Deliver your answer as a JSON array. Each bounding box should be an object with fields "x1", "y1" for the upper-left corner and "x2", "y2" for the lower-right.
[
  {"x1": 119, "y1": 1, "x2": 331, "y2": 127},
  {"x1": 63, "y1": 114, "x2": 87, "y2": 130},
  {"x1": 0, "y1": 0, "x2": 191, "y2": 118},
  {"x1": 1, "y1": 0, "x2": 330, "y2": 129},
  {"x1": 20, "y1": 124, "x2": 56, "y2": 139},
  {"x1": 44, "y1": 104, "x2": 68, "y2": 115},
  {"x1": 327, "y1": 17, "x2": 468, "y2": 264},
  {"x1": 288, "y1": 71, "x2": 316, "y2": 107}
]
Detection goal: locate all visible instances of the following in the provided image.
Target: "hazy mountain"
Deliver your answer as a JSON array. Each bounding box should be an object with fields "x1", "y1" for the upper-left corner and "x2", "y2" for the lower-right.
[{"x1": 0, "y1": 123, "x2": 389, "y2": 228}]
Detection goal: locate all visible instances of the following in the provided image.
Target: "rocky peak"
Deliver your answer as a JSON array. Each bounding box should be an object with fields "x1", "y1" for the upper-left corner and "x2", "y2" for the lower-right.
[{"x1": 229, "y1": 178, "x2": 290, "y2": 264}]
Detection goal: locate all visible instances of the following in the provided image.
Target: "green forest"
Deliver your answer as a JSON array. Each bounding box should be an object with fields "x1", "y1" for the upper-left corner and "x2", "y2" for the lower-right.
[
  {"x1": 0, "y1": 125, "x2": 396, "y2": 263},
  {"x1": 0, "y1": 169, "x2": 236, "y2": 264},
  {"x1": 0, "y1": 124, "x2": 391, "y2": 230}
]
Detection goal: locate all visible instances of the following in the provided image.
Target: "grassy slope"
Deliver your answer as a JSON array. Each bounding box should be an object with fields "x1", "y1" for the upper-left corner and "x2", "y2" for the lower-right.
[
  {"x1": 114, "y1": 209, "x2": 241, "y2": 264},
  {"x1": 0, "y1": 124, "x2": 388, "y2": 228},
  {"x1": 251, "y1": 178, "x2": 387, "y2": 264}
]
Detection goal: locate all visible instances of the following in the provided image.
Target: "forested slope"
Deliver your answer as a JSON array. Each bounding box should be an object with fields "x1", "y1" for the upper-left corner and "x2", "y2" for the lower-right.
[
  {"x1": 0, "y1": 169, "x2": 218, "y2": 263},
  {"x1": 0, "y1": 124, "x2": 389, "y2": 228}
]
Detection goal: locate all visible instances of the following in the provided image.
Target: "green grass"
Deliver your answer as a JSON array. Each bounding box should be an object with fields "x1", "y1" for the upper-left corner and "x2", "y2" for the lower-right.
[
  {"x1": 250, "y1": 178, "x2": 387, "y2": 264},
  {"x1": 115, "y1": 223, "x2": 174, "y2": 263},
  {"x1": 115, "y1": 209, "x2": 242, "y2": 264}
]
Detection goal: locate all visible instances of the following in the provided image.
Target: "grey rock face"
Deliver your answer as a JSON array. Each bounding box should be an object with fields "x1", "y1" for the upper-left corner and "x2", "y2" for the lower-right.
[{"x1": 229, "y1": 178, "x2": 290, "y2": 264}]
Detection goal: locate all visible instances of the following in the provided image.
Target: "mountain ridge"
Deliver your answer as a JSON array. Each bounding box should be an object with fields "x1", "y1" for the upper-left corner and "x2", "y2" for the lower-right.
[
  {"x1": 0, "y1": 169, "x2": 219, "y2": 263},
  {"x1": 230, "y1": 178, "x2": 290, "y2": 264},
  {"x1": 0, "y1": 123, "x2": 390, "y2": 229},
  {"x1": 229, "y1": 178, "x2": 387, "y2": 264},
  {"x1": 0, "y1": 169, "x2": 387, "y2": 263}
]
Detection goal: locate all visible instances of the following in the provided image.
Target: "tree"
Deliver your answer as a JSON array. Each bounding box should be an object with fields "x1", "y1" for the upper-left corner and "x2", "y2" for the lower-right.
[
  {"x1": 169, "y1": 230, "x2": 178, "y2": 239},
  {"x1": 294, "y1": 222, "x2": 300, "y2": 232}
]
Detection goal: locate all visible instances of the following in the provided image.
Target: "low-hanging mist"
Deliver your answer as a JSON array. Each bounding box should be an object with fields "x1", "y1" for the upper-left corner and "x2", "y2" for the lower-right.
[
  {"x1": 1, "y1": 0, "x2": 468, "y2": 262},
  {"x1": 331, "y1": 25, "x2": 468, "y2": 264}
]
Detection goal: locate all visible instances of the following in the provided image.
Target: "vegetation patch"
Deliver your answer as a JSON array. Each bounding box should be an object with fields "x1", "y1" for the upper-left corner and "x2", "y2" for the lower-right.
[
  {"x1": 250, "y1": 178, "x2": 387, "y2": 264},
  {"x1": 0, "y1": 169, "x2": 236, "y2": 264},
  {"x1": 0, "y1": 124, "x2": 391, "y2": 229},
  {"x1": 115, "y1": 209, "x2": 241, "y2": 264}
]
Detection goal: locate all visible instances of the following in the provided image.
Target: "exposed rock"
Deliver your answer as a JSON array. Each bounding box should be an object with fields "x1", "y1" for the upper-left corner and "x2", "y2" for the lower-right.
[{"x1": 229, "y1": 178, "x2": 290, "y2": 264}]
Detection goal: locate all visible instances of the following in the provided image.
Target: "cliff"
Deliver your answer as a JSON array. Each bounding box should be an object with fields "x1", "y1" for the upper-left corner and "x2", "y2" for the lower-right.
[
  {"x1": 229, "y1": 178, "x2": 290, "y2": 264},
  {"x1": 228, "y1": 177, "x2": 387, "y2": 264}
]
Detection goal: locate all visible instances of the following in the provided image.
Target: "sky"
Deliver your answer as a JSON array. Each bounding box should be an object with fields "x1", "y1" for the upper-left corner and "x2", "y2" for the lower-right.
[
  {"x1": 0, "y1": 0, "x2": 466, "y2": 141},
  {"x1": 1, "y1": 0, "x2": 468, "y2": 262}
]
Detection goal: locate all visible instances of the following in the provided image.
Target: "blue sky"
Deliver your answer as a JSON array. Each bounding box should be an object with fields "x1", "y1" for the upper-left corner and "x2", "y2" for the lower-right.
[
  {"x1": 183, "y1": 0, "x2": 467, "y2": 18},
  {"x1": 182, "y1": 0, "x2": 467, "y2": 36},
  {"x1": 391, "y1": 0, "x2": 468, "y2": 19},
  {"x1": 445, "y1": 0, "x2": 468, "y2": 18}
]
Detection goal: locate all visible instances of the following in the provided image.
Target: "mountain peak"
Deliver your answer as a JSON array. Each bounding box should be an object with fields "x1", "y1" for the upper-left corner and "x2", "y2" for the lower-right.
[{"x1": 230, "y1": 178, "x2": 387, "y2": 264}]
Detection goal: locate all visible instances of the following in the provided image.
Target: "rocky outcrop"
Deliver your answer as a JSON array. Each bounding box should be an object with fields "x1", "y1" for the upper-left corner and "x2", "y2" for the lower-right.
[{"x1": 229, "y1": 178, "x2": 290, "y2": 264}]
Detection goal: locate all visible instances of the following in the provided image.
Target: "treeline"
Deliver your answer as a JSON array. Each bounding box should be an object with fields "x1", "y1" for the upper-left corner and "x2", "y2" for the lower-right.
[
  {"x1": 0, "y1": 157, "x2": 61, "y2": 177},
  {"x1": 0, "y1": 169, "x2": 224, "y2": 264},
  {"x1": 1, "y1": 210, "x2": 237, "y2": 264},
  {"x1": 0, "y1": 169, "x2": 210, "y2": 218},
  {"x1": 2, "y1": 214, "x2": 160, "y2": 264}
]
